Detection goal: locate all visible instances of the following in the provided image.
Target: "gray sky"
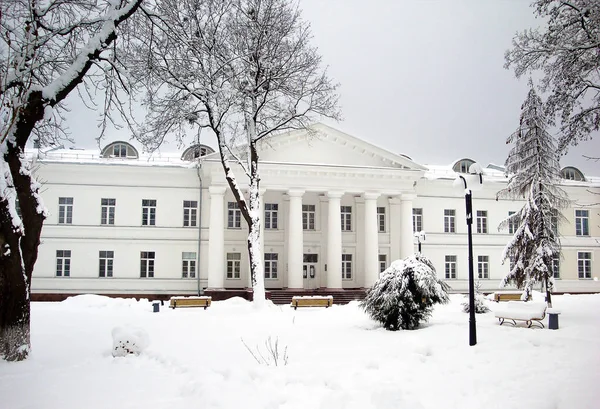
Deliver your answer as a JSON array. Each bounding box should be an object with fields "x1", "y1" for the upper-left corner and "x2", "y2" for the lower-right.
[{"x1": 65, "y1": 0, "x2": 599, "y2": 174}]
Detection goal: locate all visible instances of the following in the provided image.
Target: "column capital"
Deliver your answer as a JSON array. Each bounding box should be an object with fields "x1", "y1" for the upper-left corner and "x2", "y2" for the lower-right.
[
  {"x1": 209, "y1": 185, "x2": 227, "y2": 195},
  {"x1": 327, "y1": 191, "x2": 344, "y2": 199},
  {"x1": 287, "y1": 188, "x2": 305, "y2": 197},
  {"x1": 363, "y1": 192, "x2": 380, "y2": 201},
  {"x1": 400, "y1": 192, "x2": 417, "y2": 202}
]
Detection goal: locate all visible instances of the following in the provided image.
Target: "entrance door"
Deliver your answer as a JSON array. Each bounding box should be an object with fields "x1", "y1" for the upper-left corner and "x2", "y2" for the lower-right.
[{"x1": 302, "y1": 254, "x2": 319, "y2": 289}]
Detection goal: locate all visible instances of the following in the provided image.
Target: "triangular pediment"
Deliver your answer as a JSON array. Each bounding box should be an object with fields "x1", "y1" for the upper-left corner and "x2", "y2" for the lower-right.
[{"x1": 255, "y1": 123, "x2": 426, "y2": 170}]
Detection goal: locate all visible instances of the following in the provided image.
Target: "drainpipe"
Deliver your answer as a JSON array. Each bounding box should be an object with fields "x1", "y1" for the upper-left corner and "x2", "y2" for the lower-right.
[{"x1": 195, "y1": 127, "x2": 204, "y2": 296}]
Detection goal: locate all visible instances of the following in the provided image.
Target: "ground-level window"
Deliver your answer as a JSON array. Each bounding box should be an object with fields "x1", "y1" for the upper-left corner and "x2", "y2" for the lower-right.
[
  {"x1": 227, "y1": 252, "x2": 241, "y2": 279},
  {"x1": 445, "y1": 255, "x2": 457, "y2": 279},
  {"x1": 342, "y1": 254, "x2": 352, "y2": 279},
  {"x1": 99, "y1": 250, "x2": 114, "y2": 277},
  {"x1": 265, "y1": 253, "x2": 278, "y2": 279},
  {"x1": 379, "y1": 254, "x2": 387, "y2": 274},
  {"x1": 182, "y1": 252, "x2": 196, "y2": 278},
  {"x1": 56, "y1": 250, "x2": 71, "y2": 277},
  {"x1": 578, "y1": 252, "x2": 592, "y2": 279},
  {"x1": 477, "y1": 255, "x2": 489, "y2": 279},
  {"x1": 140, "y1": 252, "x2": 155, "y2": 278}
]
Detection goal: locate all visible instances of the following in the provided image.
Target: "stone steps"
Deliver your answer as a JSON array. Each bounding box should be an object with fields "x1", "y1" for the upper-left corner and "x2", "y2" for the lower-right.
[{"x1": 268, "y1": 289, "x2": 366, "y2": 305}]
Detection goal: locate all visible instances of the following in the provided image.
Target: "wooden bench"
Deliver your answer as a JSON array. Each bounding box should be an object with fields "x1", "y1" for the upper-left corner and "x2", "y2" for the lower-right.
[
  {"x1": 494, "y1": 301, "x2": 547, "y2": 328},
  {"x1": 291, "y1": 295, "x2": 333, "y2": 310},
  {"x1": 493, "y1": 291, "x2": 532, "y2": 302},
  {"x1": 169, "y1": 296, "x2": 212, "y2": 310}
]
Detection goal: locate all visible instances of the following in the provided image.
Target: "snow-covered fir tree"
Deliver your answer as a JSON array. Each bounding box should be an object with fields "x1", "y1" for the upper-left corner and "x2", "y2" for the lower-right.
[
  {"x1": 360, "y1": 253, "x2": 450, "y2": 331},
  {"x1": 497, "y1": 81, "x2": 569, "y2": 307},
  {"x1": 461, "y1": 280, "x2": 490, "y2": 314}
]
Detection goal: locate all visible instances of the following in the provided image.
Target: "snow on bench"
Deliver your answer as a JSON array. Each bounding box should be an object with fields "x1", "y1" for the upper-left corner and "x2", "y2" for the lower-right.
[
  {"x1": 494, "y1": 301, "x2": 547, "y2": 328},
  {"x1": 291, "y1": 295, "x2": 333, "y2": 310}
]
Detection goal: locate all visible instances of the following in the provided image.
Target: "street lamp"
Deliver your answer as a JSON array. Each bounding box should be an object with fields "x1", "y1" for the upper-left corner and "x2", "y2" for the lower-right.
[
  {"x1": 455, "y1": 163, "x2": 483, "y2": 346},
  {"x1": 414, "y1": 231, "x2": 426, "y2": 253}
]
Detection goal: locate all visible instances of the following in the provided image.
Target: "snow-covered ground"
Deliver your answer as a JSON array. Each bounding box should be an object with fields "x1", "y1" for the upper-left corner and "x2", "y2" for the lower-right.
[{"x1": 1, "y1": 293, "x2": 599, "y2": 409}]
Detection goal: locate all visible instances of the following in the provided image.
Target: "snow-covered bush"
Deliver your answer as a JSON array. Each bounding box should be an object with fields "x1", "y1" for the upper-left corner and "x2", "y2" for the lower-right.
[
  {"x1": 360, "y1": 254, "x2": 450, "y2": 330},
  {"x1": 111, "y1": 327, "x2": 149, "y2": 357},
  {"x1": 461, "y1": 281, "x2": 490, "y2": 314},
  {"x1": 241, "y1": 336, "x2": 288, "y2": 366}
]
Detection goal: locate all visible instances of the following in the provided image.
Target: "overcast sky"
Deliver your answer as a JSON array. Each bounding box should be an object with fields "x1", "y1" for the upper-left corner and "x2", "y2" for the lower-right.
[{"x1": 65, "y1": 0, "x2": 599, "y2": 174}]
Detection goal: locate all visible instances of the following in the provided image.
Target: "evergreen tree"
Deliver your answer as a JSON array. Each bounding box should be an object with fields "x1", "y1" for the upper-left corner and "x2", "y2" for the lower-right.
[
  {"x1": 360, "y1": 253, "x2": 450, "y2": 331},
  {"x1": 497, "y1": 81, "x2": 569, "y2": 307},
  {"x1": 461, "y1": 280, "x2": 490, "y2": 314}
]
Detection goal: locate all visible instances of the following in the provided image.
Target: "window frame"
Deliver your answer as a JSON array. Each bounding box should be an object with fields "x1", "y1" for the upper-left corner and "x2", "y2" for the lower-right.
[
  {"x1": 302, "y1": 204, "x2": 316, "y2": 230},
  {"x1": 444, "y1": 209, "x2": 455, "y2": 233},
  {"x1": 182, "y1": 252, "x2": 196, "y2": 279},
  {"x1": 142, "y1": 199, "x2": 157, "y2": 226},
  {"x1": 56, "y1": 250, "x2": 71, "y2": 277},
  {"x1": 551, "y1": 256, "x2": 560, "y2": 279},
  {"x1": 377, "y1": 207, "x2": 386, "y2": 233},
  {"x1": 101, "y1": 198, "x2": 116, "y2": 225},
  {"x1": 476, "y1": 210, "x2": 488, "y2": 234},
  {"x1": 445, "y1": 255, "x2": 457, "y2": 279},
  {"x1": 58, "y1": 197, "x2": 73, "y2": 224},
  {"x1": 227, "y1": 202, "x2": 242, "y2": 229},
  {"x1": 99, "y1": 250, "x2": 114, "y2": 278},
  {"x1": 340, "y1": 206, "x2": 352, "y2": 232},
  {"x1": 341, "y1": 253, "x2": 352, "y2": 280},
  {"x1": 183, "y1": 200, "x2": 198, "y2": 227},
  {"x1": 378, "y1": 254, "x2": 387, "y2": 274},
  {"x1": 140, "y1": 251, "x2": 155, "y2": 278},
  {"x1": 412, "y1": 208, "x2": 423, "y2": 233},
  {"x1": 477, "y1": 255, "x2": 489, "y2": 279},
  {"x1": 264, "y1": 203, "x2": 279, "y2": 230},
  {"x1": 226, "y1": 252, "x2": 241, "y2": 279},
  {"x1": 577, "y1": 252, "x2": 592, "y2": 279},
  {"x1": 575, "y1": 210, "x2": 589, "y2": 236},
  {"x1": 264, "y1": 252, "x2": 278, "y2": 279}
]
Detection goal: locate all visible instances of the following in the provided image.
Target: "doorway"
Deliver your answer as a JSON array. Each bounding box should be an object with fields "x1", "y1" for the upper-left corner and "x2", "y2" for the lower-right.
[{"x1": 302, "y1": 254, "x2": 319, "y2": 289}]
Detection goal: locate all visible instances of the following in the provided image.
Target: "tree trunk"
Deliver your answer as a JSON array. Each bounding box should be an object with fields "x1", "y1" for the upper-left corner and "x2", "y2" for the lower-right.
[
  {"x1": 545, "y1": 276, "x2": 553, "y2": 308},
  {"x1": 0, "y1": 91, "x2": 46, "y2": 361}
]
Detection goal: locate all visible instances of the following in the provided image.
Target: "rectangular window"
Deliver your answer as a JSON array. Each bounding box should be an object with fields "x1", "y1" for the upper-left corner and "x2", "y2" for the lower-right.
[
  {"x1": 182, "y1": 252, "x2": 196, "y2": 278},
  {"x1": 444, "y1": 209, "x2": 455, "y2": 233},
  {"x1": 508, "y1": 211, "x2": 517, "y2": 234},
  {"x1": 342, "y1": 254, "x2": 352, "y2": 279},
  {"x1": 140, "y1": 251, "x2": 155, "y2": 278},
  {"x1": 341, "y1": 206, "x2": 352, "y2": 231},
  {"x1": 379, "y1": 254, "x2": 387, "y2": 274},
  {"x1": 476, "y1": 210, "x2": 488, "y2": 234},
  {"x1": 377, "y1": 207, "x2": 386, "y2": 233},
  {"x1": 551, "y1": 256, "x2": 560, "y2": 279},
  {"x1": 265, "y1": 203, "x2": 278, "y2": 230},
  {"x1": 302, "y1": 204, "x2": 315, "y2": 230},
  {"x1": 58, "y1": 197, "x2": 73, "y2": 224},
  {"x1": 227, "y1": 202, "x2": 241, "y2": 229},
  {"x1": 142, "y1": 199, "x2": 156, "y2": 226},
  {"x1": 412, "y1": 208, "x2": 423, "y2": 233},
  {"x1": 264, "y1": 253, "x2": 278, "y2": 279},
  {"x1": 550, "y1": 209, "x2": 559, "y2": 236},
  {"x1": 101, "y1": 198, "x2": 115, "y2": 225},
  {"x1": 477, "y1": 255, "x2": 489, "y2": 279},
  {"x1": 56, "y1": 250, "x2": 71, "y2": 277},
  {"x1": 578, "y1": 252, "x2": 592, "y2": 279},
  {"x1": 226, "y1": 252, "x2": 241, "y2": 279},
  {"x1": 575, "y1": 210, "x2": 589, "y2": 236},
  {"x1": 445, "y1": 255, "x2": 457, "y2": 279},
  {"x1": 99, "y1": 250, "x2": 114, "y2": 278},
  {"x1": 183, "y1": 200, "x2": 198, "y2": 227}
]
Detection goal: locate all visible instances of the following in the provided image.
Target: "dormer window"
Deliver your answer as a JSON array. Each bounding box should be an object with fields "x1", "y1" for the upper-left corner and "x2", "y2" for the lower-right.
[
  {"x1": 453, "y1": 158, "x2": 475, "y2": 174},
  {"x1": 561, "y1": 167, "x2": 585, "y2": 181},
  {"x1": 182, "y1": 144, "x2": 215, "y2": 161},
  {"x1": 101, "y1": 141, "x2": 138, "y2": 159}
]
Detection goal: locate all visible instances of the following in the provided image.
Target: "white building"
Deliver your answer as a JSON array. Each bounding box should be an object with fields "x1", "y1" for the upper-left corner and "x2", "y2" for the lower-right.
[{"x1": 30, "y1": 124, "x2": 600, "y2": 301}]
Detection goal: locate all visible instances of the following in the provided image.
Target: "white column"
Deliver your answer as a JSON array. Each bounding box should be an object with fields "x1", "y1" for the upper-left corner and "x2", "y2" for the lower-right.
[
  {"x1": 389, "y1": 196, "x2": 402, "y2": 262},
  {"x1": 363, "y1": 192, "x2": 380, "y2": 287},
  {"x1": 327, "y1": 191, "x2": 343, "y2": 289},
  {"x1": 287, "y1": 189, "x2": 304, "y2": 289},
  {"x1": 400, "y1": 193, "x2": 416, "y2": 259},
  {"x1": 207, "y1": 186, "x2": 226, "y2": 288}
]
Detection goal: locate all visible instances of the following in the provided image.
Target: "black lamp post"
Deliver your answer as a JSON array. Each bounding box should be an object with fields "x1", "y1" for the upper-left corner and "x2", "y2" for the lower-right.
[{"x1": 458, "y1": 171, "x2": 483, "y2": 347}]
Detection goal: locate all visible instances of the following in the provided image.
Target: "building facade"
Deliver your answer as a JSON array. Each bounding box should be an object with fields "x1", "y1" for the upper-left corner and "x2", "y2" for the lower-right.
[{"x1": 30, "y1": 124, "x2": 600, "y2": 298}]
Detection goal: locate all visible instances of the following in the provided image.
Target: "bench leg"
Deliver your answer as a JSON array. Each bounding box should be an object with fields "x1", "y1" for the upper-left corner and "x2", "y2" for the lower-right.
[{"x1": 204, "y1": 305, "x2": 207, "y2": 310}]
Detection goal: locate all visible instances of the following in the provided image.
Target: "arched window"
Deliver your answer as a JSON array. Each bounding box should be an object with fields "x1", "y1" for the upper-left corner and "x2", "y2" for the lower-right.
[
  {"x1": 182, "y1": 144, "x2": 214, "y2": 161},
  {"x1": 452, "y1": 158, "x2": 476, "y2": 174},
  {"x1": 561, "y1": 166, "x2": 585, "y2": 181},
  {"x1": 101, "y1": 141, "x2": 139, "y2": 159}
]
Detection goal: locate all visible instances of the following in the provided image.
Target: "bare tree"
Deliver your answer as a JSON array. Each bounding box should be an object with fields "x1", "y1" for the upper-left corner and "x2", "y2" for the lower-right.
[
  {"x1": 0, "y1": 0, "x2": 144, "y2": 361},
  {"x1": 505, "y1": 0, "x2": 600, "y2": 152},
  {"x1": 129, "y1": 0, "x2": 340, "y2": 303}
]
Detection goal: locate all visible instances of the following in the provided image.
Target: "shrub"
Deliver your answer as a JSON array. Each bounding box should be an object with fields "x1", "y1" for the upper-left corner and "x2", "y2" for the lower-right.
[
  {"x1": 360, "y1": 253, "x2": 450, "y2": 330},
  {"x1": 461, "y1": 281, "x2": 490, "y2": 314}
]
